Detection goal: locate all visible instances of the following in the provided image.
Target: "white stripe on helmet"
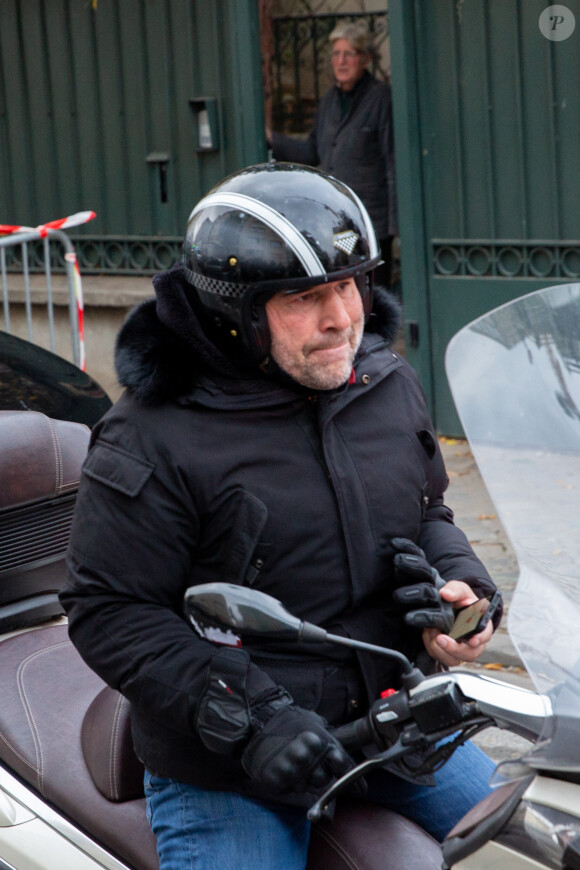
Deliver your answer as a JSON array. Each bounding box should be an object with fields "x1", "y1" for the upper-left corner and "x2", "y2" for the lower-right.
[{"x1": 188, "y1": 192, "x2": 325, "y2": 277}]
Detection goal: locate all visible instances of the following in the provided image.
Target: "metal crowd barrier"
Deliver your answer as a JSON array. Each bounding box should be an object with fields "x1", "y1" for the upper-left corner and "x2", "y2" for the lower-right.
[{"x1": 0, "y1": 212, "x2": 95, "y2": 371}]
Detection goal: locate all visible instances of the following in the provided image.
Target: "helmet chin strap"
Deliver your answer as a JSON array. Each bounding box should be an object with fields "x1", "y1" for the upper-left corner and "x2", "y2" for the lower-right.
[
  {"x1": 355, "y1": 271, "x2": 374, "y2": 319},
  {"x1": 257, "y1": 354, "x2": 307, "y2": 389}
]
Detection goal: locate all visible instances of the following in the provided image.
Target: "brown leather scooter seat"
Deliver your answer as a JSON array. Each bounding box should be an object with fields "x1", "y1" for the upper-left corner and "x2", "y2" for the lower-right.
[
  {"x1": 0, "y1": 409, "x2": 157, "y2": 869},
  {"x1": 0, "y1": 623, "x2": 158, "y2": 870},
  {"x1": 0, "y1": 623, "x2": 442, "y2": 870},
  {"x1": 308, "y1": 801, "x2": 442, "y2": 870},
  {"x1": 0, "y1": 409, "x2": 90, "y2": 511}
]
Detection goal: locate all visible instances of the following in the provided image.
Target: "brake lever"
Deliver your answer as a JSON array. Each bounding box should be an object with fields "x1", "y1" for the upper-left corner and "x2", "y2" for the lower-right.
[
  {"x1": 314, "y1": 715, "x2": 494, "y2": 822},
  {"x1": 394, "y1": 717, "x2": 492, "y2": 780},
  {"x1": 317, "y1": 681, "x2": 489, "y2": 821},
  {"x1": 307, "y1": 737, "x2": 410, "y2": 823}
]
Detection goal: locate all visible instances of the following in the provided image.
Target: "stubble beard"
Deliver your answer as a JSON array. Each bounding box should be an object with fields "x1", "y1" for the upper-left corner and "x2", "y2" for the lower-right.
[{"x1": 270, "y1": 320, "x2": 364, "y2": 391}]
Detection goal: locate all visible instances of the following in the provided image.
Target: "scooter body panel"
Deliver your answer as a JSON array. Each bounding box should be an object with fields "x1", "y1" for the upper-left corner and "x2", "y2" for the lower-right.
[
  {"x1": 454, "y1": 839, "x2": 548, "y2": 869},
  {"x1": 0, "y1": 791, "x2": 34, "y2": 826},
  {"x1": 0, "y1": 767, "x2": 131, "y2": 870},
  {"x1": 0, "y1": 817, "x2": 111, "y2": 870},
  {"x1": 524, "y1": 774, "x2": 580, "y2": 816}
]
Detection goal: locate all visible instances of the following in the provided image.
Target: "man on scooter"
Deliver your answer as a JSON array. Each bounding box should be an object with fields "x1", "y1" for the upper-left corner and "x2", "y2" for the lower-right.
[{"x1": 61, "y1": 163, "x2": 502, "y2": 870}]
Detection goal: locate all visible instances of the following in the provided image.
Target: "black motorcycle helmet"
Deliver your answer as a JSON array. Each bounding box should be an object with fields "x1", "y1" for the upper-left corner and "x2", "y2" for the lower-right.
[{"x1": 182, "y1": 162, "x2": 381, "y2": 366}]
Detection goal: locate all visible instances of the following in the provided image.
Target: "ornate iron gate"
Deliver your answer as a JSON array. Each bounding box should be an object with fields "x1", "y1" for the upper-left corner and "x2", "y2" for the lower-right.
[{"x1": 390, "y1": 0, "x2": 580, "y2": 433}]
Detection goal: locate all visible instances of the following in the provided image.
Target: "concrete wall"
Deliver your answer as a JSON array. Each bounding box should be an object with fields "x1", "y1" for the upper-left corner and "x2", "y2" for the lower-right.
[{"x1": 1, "y1": 274, "x2": 154, "y2": 403}]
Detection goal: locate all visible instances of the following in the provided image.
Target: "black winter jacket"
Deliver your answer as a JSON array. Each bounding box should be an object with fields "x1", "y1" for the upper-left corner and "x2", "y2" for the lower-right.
[
  {"x1": 271, "y1": 71, "x2": 398, "y2": 238},
  {"x1": 61, "y1": 266, "x2": 497, "y2": 801}
]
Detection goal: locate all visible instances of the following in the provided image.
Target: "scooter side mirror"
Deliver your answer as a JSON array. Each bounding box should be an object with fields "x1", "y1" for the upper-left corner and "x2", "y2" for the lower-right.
[
  {"x1": 184, "y1": 582, "x2": 307, "y2": 641},
  {"x1": 184, "y1": 583, "x2": 419, "y2": 683}
]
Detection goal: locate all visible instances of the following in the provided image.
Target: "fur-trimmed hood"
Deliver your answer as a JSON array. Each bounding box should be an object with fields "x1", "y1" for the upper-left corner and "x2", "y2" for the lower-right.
[{"x1": 115, "y1": 264, "x2": 402, "y2": 405}]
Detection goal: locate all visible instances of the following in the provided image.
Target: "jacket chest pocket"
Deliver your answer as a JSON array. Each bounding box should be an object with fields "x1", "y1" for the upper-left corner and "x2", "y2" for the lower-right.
[{"x1": 197, "y1": 487, "x2": 270, "y2": 586}]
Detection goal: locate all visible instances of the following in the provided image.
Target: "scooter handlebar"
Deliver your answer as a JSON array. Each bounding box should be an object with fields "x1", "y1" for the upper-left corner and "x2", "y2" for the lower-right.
[
  {"x1": 332, "y1": 670, "x2": 551, "y2": 756},
  {"x1": 332, "y1": 715, "x2": 376, "y2": 751}
]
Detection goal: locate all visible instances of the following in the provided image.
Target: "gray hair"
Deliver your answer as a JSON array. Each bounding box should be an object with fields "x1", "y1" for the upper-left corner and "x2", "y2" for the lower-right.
[{"x1": 328, "y1": 21, "x2": 373, "y2": 55}]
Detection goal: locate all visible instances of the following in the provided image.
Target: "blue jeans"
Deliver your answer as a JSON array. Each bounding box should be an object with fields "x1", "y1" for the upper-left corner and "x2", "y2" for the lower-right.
[{"x1": 144, "y1": 740, "x2": 495, "y2": 870}]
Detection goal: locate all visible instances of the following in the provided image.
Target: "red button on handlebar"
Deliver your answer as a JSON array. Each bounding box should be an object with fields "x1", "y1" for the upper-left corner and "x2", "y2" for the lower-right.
[{"x1": 380, "y1": 688, "x2": 396, "y2": 698}]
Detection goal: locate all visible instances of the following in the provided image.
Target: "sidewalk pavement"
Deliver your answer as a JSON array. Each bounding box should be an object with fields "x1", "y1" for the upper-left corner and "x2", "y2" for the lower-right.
[{"x1": 438, "y1": 437, "x2": 523, "y2": 670}]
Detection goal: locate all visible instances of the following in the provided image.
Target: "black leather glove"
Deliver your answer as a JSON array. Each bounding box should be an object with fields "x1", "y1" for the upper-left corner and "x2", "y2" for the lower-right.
[
  {"x1": 241, "y1": 701, "x2": 361, "y2": 801},
  {"x1": 391, "y1": 537, "x2": 455, "y2": 633},
  {"x1": 195, "y1": 647, "x2": 363, "y2": 803}
]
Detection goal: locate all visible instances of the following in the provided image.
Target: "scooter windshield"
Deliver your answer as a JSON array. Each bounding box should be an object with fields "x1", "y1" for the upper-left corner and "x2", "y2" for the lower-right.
[{"x1": 446, "y1": 282, "x2": 580, "y2": 773}]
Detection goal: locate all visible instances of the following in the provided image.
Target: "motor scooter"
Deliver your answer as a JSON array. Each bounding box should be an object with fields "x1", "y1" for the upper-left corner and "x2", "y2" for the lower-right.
[
  {"x1": 0, "y1": 281, "x2": 580, "y2": 870},
  {"x1": 0, "y1": 415, "x2": 440, "y2": 869}
]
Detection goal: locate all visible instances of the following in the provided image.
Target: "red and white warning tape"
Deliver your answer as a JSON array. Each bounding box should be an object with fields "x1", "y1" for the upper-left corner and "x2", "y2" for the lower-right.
[{"x1": 0, "y1": 210, "x2": 96, "y2": 237}]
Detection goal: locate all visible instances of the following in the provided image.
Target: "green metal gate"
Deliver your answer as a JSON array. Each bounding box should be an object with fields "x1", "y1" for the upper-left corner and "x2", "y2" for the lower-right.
[
  {"x1": 0, "y1": 0, "x2": 266, "y2": 274},
  {"x1": 390, "y1": 0, "x2": 580, "y2": 434}
]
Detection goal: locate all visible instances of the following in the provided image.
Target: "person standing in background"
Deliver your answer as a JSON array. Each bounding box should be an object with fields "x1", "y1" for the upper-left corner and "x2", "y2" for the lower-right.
[{"x1": 267, "y1": 21, "x2": 397, "y2": 288}]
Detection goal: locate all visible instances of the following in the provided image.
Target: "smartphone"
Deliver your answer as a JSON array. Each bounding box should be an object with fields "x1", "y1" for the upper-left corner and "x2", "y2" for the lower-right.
[{"x1": 448, "y1": 591, "x2": 502, "y2": 643}]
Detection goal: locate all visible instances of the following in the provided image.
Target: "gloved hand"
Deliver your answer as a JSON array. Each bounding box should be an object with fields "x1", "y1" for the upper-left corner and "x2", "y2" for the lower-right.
[
  {"x1": 391, "y1": 537, "x2": 455, "y2": 633},
  {"x1": 241, "y1": 701, "x2": 361, "y2": 801},
  {"x1": 195, "y1": 648, "x2": 363, "y2": 803}
]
